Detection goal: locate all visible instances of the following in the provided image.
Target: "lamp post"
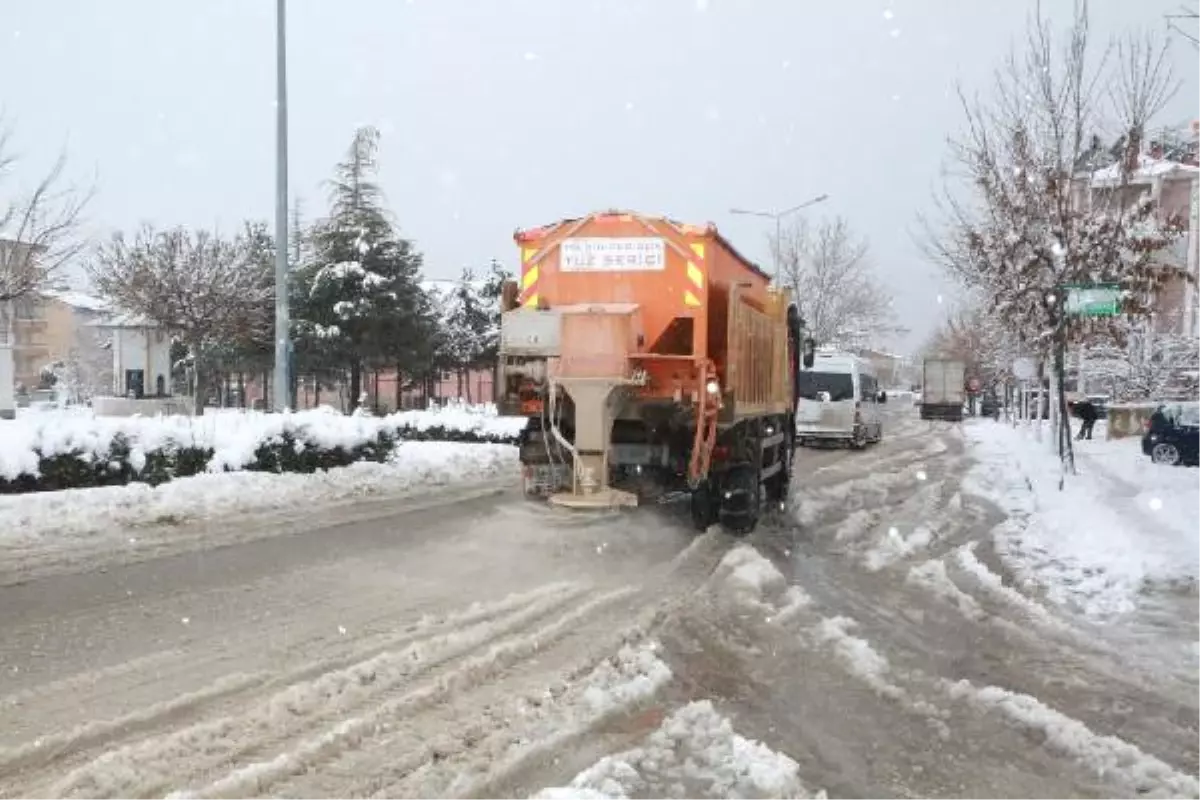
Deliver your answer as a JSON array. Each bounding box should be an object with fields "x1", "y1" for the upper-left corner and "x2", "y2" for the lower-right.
[
  {"x1": 272, "y1": 0, "x2": 291, "y2": 412},
  {"x1": 729, "y1": 193, "x2": 829, "y2": 281}
]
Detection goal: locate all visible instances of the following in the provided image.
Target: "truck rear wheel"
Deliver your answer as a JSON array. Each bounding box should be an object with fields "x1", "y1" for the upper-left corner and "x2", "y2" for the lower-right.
[
  {"x1": 689, "y1": 482, "x2": 719, "y2": 532},
  {"x1": 764, "y1": 434, "x2": 792, "y2": 504},
  {"x1": 719, "y1": 464, "x2": 760, "y2": 536}
]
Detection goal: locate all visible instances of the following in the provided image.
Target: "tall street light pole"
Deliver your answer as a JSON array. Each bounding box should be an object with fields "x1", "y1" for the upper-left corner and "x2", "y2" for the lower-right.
[
  {"x1": 273, "y1": 0, "x2": 291, "y2": 412},
  {"x1": 729, "y1": 193, "x2": 830, "y2": 281}
]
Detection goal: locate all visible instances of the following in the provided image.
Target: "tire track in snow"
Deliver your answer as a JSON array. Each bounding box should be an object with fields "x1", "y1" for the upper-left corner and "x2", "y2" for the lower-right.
[
  {"x1": 0, "y1": 582, "x2": 575, "y2": 782},
  {"x1": 941, "y1": 678, "x2": 1200, "y2": 799},
  {"x1": 169, "y1": 586, "x2": 641, "y2": 800},
  {"x1": 39, "y1": 583, "x2": 597, "y2": 799}
]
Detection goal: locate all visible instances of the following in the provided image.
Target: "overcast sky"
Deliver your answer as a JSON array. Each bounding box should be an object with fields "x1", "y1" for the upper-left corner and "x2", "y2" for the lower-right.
[{"x1": 3, "y1": 0, "x2": 1197, "y2": 351}]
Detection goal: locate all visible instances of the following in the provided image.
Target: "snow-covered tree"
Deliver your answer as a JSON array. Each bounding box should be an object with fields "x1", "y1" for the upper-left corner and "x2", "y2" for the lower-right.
[
  {"x1": 89, "y1": 223, "x2": 275, "y2": 414},
  {"x1": 0, "y1": 117, "x2": 90, "y2": 304},
  {"x1": 293, "y1": 126, "x2": 428, "y2": 411},
  {"x1": 772, "y1": 216, "x2": 896, "y2": 349},
  {"x1": 429, "y1": 265, "x2": 508, "y2": 402},
  {"x1": 924, "y1": 2, "x2": 1188, "y2": 470},
  {"x1": 1081, "y1": 325, "x2": 1199, "y2": 400}
]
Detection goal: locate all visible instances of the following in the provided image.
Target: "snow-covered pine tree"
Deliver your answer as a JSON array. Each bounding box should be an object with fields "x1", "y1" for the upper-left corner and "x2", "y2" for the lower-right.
[{"x1": 296, "y1": 126, "x2": 428, "y2": 411}]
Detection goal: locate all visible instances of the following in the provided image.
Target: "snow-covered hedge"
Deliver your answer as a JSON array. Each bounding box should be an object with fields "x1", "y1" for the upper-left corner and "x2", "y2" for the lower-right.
[{"x1": 0, "y1": 404, "x2": 526, "y2": 495}]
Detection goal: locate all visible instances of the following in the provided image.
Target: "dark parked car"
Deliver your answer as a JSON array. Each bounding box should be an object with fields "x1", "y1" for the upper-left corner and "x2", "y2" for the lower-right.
[
  {"x1": 1141, "y1": 402, "x2": 1199, "y2": 466},
  {"x1": 979, "y1": 394, "x2": 1001, "y2": 419}
]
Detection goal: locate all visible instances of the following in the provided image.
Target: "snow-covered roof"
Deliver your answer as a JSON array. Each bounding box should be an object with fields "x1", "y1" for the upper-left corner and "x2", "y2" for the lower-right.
[
  {"x1": 1091, "y1": 156, "x2": 1200, "y2": 187},
  {"x1": 41, "y1": 289, "x2": 110, "y2": 313},
  {"x1": 88, "y1": 312, "x2": 160, "y2": 329}
]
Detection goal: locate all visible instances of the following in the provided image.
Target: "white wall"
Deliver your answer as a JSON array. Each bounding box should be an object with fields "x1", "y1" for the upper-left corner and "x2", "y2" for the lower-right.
[{"x1": 112, "y1": 327, "x2": 172, "y2": 396}]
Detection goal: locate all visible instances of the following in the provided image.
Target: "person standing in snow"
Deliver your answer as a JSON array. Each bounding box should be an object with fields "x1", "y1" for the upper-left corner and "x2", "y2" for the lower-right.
[{"x1": 1075, "y1": 397, "x2": 1098, "y2": 440}]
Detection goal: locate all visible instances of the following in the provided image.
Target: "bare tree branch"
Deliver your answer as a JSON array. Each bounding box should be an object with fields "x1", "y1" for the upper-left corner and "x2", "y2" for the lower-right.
[
  {"x1": 922, "y1": 1, "x2": 1189, "y2": 469},
  {"x1": 0, "y1": 116, "x2": 93, "y2": 303},
  {"x1": 773, "y1": 215, "x2": 896, "y2": 349},
  {"x1": 88, "y1": 224, "x2": 275, "y2": 414}
]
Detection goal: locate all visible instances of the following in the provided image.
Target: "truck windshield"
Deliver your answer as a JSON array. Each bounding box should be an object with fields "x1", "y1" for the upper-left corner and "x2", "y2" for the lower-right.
[{"x1": 798, "y1": 372, "x2": 854, "y2": 402}]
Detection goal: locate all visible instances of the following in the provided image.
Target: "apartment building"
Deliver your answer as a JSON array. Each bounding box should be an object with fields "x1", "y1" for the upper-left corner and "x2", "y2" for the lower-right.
[
  {"x1": 1081, "y1": 140, "x2": 1200, "y2": 337},
  {"x1": 7, "y1": 289, "x2": 110, "y2": 394}
]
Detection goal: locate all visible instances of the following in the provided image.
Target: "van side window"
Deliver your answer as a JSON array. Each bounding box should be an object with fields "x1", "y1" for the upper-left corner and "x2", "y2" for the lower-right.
[{"x1": 860, "y1": 375, "x2": 877, "y2": 401}]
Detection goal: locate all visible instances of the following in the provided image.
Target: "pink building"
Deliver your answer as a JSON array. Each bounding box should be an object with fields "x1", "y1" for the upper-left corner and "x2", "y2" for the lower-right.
[
  {"x1": 233, "y1": 366, "x2": 495, "y2": 413},
  {"x1": 1083, "y1": 152, "x2": 1199, "y2": 337}
]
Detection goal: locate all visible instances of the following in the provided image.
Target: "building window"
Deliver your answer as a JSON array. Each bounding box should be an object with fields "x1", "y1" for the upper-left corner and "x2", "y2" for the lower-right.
[
  {"x1": 125, "y1": 369, "x2": 145, "y2": 399},
  {"x1": 14, "y1": 297, "x2": 45, "y2": 321}
]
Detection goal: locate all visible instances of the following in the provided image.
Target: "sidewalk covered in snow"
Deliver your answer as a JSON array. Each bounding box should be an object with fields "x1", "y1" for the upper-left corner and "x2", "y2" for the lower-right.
[{"x1": 964, "y1": 419, "x2": 1199, "y2": 618}]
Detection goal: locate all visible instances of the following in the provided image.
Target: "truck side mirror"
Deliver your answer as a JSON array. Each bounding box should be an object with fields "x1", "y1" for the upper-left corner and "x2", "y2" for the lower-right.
[
  {"x1": 878, "y1": 391, "x2": 887, "y2": 403},
  {"x1": 802, "y1": 338, "x2": 816, "y2": 369}
]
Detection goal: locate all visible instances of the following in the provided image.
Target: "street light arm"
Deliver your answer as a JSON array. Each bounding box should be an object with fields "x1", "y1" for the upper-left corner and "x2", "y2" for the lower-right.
[
  {"x1": 779, "y1": 193, "x2": 830, "y2": 218},
  {"x1": 729, "y1": 208, "x2": 777, "y2": 219}
]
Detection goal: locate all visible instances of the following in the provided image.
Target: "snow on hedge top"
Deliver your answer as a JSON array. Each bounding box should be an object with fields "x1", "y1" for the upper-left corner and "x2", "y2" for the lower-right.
[{"x1": 0, "y1": 402, "x2": 526, "y2": 482}]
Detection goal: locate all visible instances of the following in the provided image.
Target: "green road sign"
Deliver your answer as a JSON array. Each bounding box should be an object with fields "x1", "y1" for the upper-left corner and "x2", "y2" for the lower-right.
[{"x1": 1064, "y1": 283, "x2": 1120, "y2": 317}]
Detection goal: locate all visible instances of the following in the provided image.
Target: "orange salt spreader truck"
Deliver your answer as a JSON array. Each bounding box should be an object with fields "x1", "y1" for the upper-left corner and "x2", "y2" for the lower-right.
[{"x1": 495, "y1": 210, "x2": 815, "y2": 535}]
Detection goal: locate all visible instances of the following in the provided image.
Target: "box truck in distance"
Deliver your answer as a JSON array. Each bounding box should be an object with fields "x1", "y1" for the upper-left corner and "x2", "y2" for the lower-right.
[{"x1": 920, "y1": 359, "x2": 966, "y2": 422}]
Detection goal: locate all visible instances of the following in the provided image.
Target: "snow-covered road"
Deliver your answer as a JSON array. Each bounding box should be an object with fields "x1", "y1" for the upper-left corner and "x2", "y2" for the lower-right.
[{"x1": 0, "y1": 408, "x2": 1196, "y2": 798}]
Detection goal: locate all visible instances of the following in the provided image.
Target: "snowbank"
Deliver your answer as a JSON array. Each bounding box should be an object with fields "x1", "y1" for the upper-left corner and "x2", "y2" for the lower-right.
[
  {"x1": 963, "y1": 420, "x2": 1198, "y2": 617},
  {"x1": 534, "y1": 700, "x2": 819, "y2": 799},
  {"x1": 0, "y1": 442, "x2": 517, "y2": 549},
  {"x1": 710, "y1": 546, "x2": 812, "y2": 625},
  {"x1": 0, "y1": 403, "x2": 525, "y2": 493}
]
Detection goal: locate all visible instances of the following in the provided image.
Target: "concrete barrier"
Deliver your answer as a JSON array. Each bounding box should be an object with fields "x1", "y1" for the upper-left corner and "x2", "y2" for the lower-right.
[{"x1": 1106, "y1": 402, "x2": 1160, "y2": 440}]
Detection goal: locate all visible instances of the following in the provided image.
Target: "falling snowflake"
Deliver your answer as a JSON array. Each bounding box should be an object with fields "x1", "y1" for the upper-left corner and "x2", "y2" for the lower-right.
[
  {"x1": 782, "y1": 59, "x2": 791, "y2": 69},
  {"x1": 1148, "y1": 497, "x2": 1163, "y2": 511},
  {"x1": 883, "y1": 9, "x2": 895, "y2": 19},
  {"x1": 892, "y1": 94, "x2": 902, "y2": 102},
  {"x1": 338, "y1": 625, "x2": 348, "y2": 635},
  {"x1": 181, "y1": 617, "x2": 191, "y2": 625},
  {"x1": 523, "y1": 51, "x2": 539, "y2": 62},
  {"x1": 887, "y1": 526, "x2": 901, "y2": 538},
  {"x1": 889, "y1": 28, "x2": 902, "y2": 38},
  {"x1": 916, "y1": 469, "x2": 927, "y2": 481},
  {"x1": 624, "y1": 101, "x2": 635, "y2": 112},
  {"x1": 704, "y1": 106, "x2": 721, "y2": 122},
  {"x1": 695, "y1": 0, "x2": 710, "y2": 10},
  {"x1": 936, "y1": 294, "x2": 944, "y2": 304}
]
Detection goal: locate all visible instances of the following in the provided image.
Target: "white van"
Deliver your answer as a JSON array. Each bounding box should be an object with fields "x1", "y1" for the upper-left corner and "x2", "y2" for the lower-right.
[{"x1": 795, "y1": 353, "x2": 884, "y2": 448}]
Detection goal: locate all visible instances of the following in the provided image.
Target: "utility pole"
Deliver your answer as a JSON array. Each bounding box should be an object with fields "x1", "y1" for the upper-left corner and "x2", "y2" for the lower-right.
[{"x1": 272, "y1": 0, "x2": 291, "y2": 412}]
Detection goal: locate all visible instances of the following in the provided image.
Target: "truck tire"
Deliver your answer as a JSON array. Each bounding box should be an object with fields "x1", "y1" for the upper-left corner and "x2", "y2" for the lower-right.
[
  {"x1": 689, "y1": 482, "x2": 719, "y2": 532},
  {"x1": 764, "y1": 434, "x2": 792, "y2": 504},
  {"x1": 719, "y1": 464, "x2": 760, "y2": 536}
]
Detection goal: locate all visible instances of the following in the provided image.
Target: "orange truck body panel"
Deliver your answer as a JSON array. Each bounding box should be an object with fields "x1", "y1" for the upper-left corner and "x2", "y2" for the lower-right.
[{"x1": 513, "y1": 210, "x2": 792, "y2": 419}]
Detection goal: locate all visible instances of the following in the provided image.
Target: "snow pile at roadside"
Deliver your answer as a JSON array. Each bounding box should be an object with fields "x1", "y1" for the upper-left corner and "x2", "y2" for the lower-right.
[
  {"x1": 388, "y1": 400, "x2": 526, "y2": 439},
  {"x1": 0, "y1": 442, "x2": 516, "y2": 546},
  {"x1": 533, "y1": 700, "x2": 820, "y2": 799},
  {"x1": 0, "y1": 403, "x2": 524, "y2": 485},
  {"x1": 963, "y1": 420, "x2": 1198, "y2": 617}
]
